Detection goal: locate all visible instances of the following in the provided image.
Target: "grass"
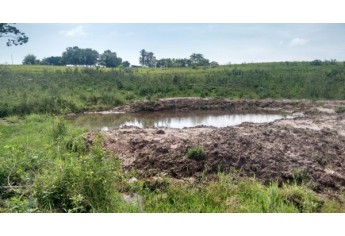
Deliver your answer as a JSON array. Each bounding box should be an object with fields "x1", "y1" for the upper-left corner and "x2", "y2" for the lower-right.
[
  {"x1": 0, "y1": 115, "x2": 138, "y2": 212},
  {"x1": 140, "y1": 174, "x2": 328, "y2": 213},
  {"x1": 1, "y1": 62, "x2": 345, "y2": 117}
]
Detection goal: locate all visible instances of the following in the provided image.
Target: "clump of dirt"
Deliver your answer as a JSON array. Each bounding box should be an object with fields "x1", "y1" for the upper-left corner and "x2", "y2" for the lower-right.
[{"x1": 86, "y1": 99, "x2": 345, "y2": 195}]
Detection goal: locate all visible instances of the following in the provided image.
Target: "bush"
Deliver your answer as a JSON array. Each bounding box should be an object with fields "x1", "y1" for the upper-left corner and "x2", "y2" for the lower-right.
[{"x1": 187, "y1": 146, "x2": 205, "y2": 161}]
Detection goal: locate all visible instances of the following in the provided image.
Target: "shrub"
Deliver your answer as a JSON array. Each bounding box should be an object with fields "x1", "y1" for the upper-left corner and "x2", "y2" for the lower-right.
[{"x1": 187, "y1": 146, "x2": 205, "y2": 161}]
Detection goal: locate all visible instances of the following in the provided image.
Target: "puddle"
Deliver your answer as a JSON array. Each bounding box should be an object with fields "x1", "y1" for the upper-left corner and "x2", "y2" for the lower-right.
[{"x1": 66, "y1": 110, "x2": 293, "y2": 130}]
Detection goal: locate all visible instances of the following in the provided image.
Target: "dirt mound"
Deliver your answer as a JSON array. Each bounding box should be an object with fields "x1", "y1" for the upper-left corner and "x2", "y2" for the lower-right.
[
  {"x1": 86, "y1": 99, "x2": 345, "y2": 195},
  {"x1": 87, "y1": 123, "x2": 345, "y2": 194}
]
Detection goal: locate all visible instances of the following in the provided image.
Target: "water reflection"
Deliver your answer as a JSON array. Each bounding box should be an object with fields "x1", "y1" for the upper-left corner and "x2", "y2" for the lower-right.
[{"x1": 66, "y1": 110, "x2": 293, "y2": 130}]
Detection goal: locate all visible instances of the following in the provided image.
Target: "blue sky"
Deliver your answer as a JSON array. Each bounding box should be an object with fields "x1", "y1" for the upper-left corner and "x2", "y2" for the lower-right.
[{"x1": 1, "y1": 24, "x2": 345, "y2": 65}]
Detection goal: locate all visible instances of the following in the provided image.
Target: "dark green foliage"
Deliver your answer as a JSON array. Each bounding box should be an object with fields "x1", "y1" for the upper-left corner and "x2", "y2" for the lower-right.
[
  {"x1": 187, "y1": 146, "x2": 205, "y2": 161},
  {"x1": 41, "y1": 56, "x2": 63, "y2": 66},
  {"x1": 139, "y1": 49, "x2": 157, "y2": 68},
  {"x1": 22, "y1": 54, "x2": 39, "y2": 65},
  {"x1": 62, "y1": 46, "x2": 99, "y2": 65},
  {"x1": 190, "y1": 53, "x2": 209, "y2": 66},
  {"x1": 121, "y1": 61, "x2": 131, "y2": 68},
  {"x1": 0, "y1": 23, "x2": 29, "y2": 46},
  {"x1": 99, "y1": 50, "x2": 122, "y2": 67}
]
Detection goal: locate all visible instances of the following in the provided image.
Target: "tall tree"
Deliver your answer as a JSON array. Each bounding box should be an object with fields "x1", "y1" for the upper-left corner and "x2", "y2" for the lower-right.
[
  {"x1": 190, "y1": 53, "x2": 210, "y2": 66},
  {"x1": 22, "y1": 54, "x2": 38, "y2": 65},
  {"x1": 41, "y1": 56, "x2": 63, "y2": 66},
  {"x1": 99, "y1": 50, "x2": 122, "y2": 67},
  {"x1": 0, "y1": 23, "x2": 28, "y2": 46},
  {"x1": 82, "y1": 48, "x2": 99, "y2": 65},
  {"x1": 62, "y1": 46, "x2": 99, "y2": 65},
  {"x1": 139, "y1": 49, "x2": 156, "y2": 68},
  {"x1": 139, "y1": 49, "x2": 147, "y2": 67}
]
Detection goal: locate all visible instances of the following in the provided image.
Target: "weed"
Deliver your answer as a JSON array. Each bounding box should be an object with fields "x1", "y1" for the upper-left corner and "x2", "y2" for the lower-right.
[
  {"x1": 52, "y1": 117, "x2": 67, "y2": 140},
  {"x1": 187, "y1": 146, "x2": 205, "y2": 161},
  {"x1": 292, "y1": 168, "x2": 310, "y2": 185}
]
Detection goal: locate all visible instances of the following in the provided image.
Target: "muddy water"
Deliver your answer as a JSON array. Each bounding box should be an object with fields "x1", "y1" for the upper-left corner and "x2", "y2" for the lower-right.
[{"x1": 67, "y1": 110, "x2": 293, "y2": 130}]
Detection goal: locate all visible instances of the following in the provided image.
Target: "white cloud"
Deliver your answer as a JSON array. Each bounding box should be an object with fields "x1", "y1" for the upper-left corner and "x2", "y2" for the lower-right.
[
  {"x1": 289, "y1": 37, "x2": 309, "y2": 47},
  {"x1": 59, "y1": 26, "x2": 87, "y2": 37}
]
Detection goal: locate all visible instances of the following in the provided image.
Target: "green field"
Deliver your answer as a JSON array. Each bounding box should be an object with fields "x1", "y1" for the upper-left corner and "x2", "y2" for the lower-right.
[
  {"x1": 1, "y1": 63, "x2": 345, "y2": 212},
  {"x1": 1, "y1": 62, "x2": 345, "y2": 117}
]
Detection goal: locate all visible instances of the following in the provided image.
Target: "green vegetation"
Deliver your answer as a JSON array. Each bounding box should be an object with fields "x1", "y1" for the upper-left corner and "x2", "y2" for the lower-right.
[
  {"x1": 141, "y1": 175, "x2": 325, "y2": 213},
  {"x1": 1, "y1": 62, "x2": 345, "y2": 212},
  {"x1": 187, "y1": 146, "x2": 205, "y2": 161},
  {"x1": 1, "y1": 62, "x2": 345, "y2": 117},
  {"x1": 0, "y1": 115, "x2": 138, "y2": 212},
  {"x1": 0, "y1": 115, "x2": 345, "y2": 213}
]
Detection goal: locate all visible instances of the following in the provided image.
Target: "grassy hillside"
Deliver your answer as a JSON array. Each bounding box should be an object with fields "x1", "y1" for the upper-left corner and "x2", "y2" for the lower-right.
[{"x1": 1, "y1": 62, "x2": 345, "y2": 117}]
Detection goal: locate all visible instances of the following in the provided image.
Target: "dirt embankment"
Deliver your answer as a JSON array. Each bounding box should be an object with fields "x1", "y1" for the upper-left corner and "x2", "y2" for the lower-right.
[
  {"x1": 110, "y1": 97, "x2": 314, "y2": 113},
  {"x1": 87, "y1": 98, "x2": 345, "y2": 195}
]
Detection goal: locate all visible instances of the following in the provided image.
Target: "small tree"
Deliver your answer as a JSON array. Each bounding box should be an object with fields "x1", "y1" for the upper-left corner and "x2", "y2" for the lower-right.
[
  {"x1": 23, "y1": 54, "x2": 38, "y2": 65},
  {"x1": 99, "y1": 50, "x2": 122, "y2": 67},
  {"x1": 121, "y1": 61, "x2": 130, "y2": 68},
  {"x1": 190, "y1": 53, "x2": 210, "y2": 66},
  {"x1": 210, "y1": 61, "x2": 219, "y2": 67}
]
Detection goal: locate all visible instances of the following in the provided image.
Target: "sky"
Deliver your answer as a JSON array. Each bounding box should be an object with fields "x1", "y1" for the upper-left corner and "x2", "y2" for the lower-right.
[{"x1": 1, "y1": 23, "x2": 345, "y2": 65}]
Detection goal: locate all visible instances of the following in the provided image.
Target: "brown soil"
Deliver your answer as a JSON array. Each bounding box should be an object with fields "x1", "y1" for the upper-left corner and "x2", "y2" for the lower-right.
[{"x1": 87, "y1": 98, "x2": 345, "y2": 195}]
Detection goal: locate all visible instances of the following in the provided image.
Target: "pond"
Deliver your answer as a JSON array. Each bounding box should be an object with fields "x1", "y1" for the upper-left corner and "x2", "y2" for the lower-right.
[{"x1": 66, "y1": 110, "x2": 294, "y2": 130}]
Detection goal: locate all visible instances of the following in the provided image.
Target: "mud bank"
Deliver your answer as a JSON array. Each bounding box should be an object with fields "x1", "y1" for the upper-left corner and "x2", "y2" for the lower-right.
[
  {"x1": 98, "y1": 97, "x2": 345, "y2": 114},
  {"x1": 87, "y1": 99, "x2": 345, "y2": 195}
]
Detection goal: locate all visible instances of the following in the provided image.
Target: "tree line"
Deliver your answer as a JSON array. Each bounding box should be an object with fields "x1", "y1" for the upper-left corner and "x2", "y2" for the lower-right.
[
  {"x1": 139, "y1": 49, "x2": 219, "y2": 68},
  {"x1": 22, "y1": 47, "x2": 219, "y2": 68},
  {"x1": 23, "y1": 46, "x2": 131, "y2": 68}
]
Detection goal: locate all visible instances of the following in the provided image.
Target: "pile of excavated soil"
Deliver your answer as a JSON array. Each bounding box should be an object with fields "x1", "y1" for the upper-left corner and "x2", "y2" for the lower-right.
[{"x1": 86, "y1": 99, "x2": 345, "y2": 195}]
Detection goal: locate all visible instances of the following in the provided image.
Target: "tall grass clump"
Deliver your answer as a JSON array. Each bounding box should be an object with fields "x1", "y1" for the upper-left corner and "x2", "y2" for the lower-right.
[
  {"x1": 0, "y1": 115, "x2": 139, "y2": 212},
  {"x1": 187, "y1": 146, "x2": 205, "y2": 161},
  {"x1": 140, "y1": 173, "x2": 325, "y2": 213}
]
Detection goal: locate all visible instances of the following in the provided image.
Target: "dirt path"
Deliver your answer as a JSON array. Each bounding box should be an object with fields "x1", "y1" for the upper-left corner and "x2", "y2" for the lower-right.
[{"x1": 87, "y1": 98, "x2": 345, "y2": 195}]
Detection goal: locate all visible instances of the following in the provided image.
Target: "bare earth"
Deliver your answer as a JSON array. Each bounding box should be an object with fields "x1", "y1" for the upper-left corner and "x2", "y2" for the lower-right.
[{"x1": 87, "y1": 98, "x2": 345, "y2": 195}]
